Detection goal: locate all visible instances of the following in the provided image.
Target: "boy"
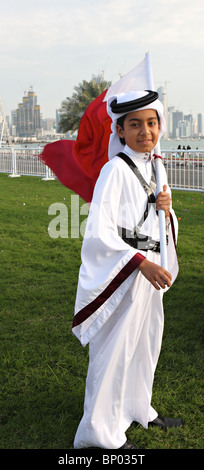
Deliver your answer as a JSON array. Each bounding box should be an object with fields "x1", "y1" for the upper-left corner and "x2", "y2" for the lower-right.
[{"x1": 72, "y1": 90, "x2": 181, "y2": 449}]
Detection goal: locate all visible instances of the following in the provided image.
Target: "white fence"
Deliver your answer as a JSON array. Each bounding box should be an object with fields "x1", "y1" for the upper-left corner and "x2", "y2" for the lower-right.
[
  {"x1": 162, "y1": 149, "x2": 204, "y2": 191},
  {"x1": 0, "y1": 146, "x2": 204, "y2": 191},
  {"x1": 0, "y1": 146, "x2": 55, "y2": 180}
]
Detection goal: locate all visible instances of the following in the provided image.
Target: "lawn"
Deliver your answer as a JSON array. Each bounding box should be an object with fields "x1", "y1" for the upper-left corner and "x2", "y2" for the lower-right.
[{"x1": 0, "y1": 173, "x2": 203, "y2": 451}]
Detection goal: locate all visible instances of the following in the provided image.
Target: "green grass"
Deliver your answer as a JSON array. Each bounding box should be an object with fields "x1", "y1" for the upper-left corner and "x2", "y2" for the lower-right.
[{"x1": 0, "y1": 173, "x2": 203, "y2": 450}]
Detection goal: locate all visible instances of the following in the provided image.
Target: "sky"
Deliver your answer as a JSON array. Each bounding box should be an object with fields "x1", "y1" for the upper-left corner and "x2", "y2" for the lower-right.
[{"x1": 0, "y1": 0, "x2": 204, "y2": 119}]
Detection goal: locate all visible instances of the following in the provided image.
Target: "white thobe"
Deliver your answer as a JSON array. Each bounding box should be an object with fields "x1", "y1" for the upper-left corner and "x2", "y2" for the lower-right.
[{"x1": 73, "y1": 145, "x2": 178, "y2": 449}]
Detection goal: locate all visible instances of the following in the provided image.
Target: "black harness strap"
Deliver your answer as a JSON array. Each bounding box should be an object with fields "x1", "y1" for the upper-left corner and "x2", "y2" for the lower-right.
[
  {"x1": 117, "y1": 152, "x2": 156, "y2": 198},
  {"x1": 117, "y1": 152, "x2": 157, "y2": 233},
  {"x1": 116, "y1": 152, "x2": 168, "y2": 251}
]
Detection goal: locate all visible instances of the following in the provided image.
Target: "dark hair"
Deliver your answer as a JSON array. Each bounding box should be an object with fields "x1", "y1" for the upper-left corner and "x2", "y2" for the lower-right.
[
  {"x1": 116, "y1": 111, "x2": 160, "y2": 146},
  {"x1": 117, "y1": 114, "x2": 127, "y2": 145}
]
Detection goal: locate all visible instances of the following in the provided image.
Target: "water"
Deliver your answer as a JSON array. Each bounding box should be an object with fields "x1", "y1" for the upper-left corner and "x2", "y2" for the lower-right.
[
  {"x1": 3, "y1": 138, "x2": 204, "y2": 152},
  {"x1": 160, "y1": 138, "x2": 204, "y2": 151}
]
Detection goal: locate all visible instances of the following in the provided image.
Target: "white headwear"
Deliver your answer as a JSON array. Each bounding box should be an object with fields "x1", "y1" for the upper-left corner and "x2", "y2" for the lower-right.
[{"x1": 106, "y1": 90, "x2": 166, "y2": 159}]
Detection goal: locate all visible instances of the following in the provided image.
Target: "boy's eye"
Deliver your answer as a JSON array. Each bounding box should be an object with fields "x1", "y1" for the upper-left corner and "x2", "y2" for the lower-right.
[{"x1": 129, "y1": 120, "x2": 157, "y2": 128}]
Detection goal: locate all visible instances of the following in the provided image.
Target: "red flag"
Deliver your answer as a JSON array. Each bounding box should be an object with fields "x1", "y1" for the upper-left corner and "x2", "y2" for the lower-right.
[
  {"x1": 40, "y1": 54, "x2": 152, "y2": 202},
  {"x1": 40, "y1": 90, "x2": 111, "y2": 202}
]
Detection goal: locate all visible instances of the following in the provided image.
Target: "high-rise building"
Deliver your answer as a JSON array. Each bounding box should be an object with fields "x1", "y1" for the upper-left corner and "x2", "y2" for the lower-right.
[
  {"x1": 157, "y1": 85, "x2": 168, "y2": 139},
  {"x1": 11, "y1": 110, "x2": 17, "y2": 127},
  {"x1": 56, "y1": 109, "x2": 62, "y2": 132},
  {"x1": 16, "y1": 86, "x2": 42, "y2": 137},
  {"x1": 168, "y1": 106, "x2": 175, "y2": 138},
  {"x1": 172, "y1": 110, "x2": 183, "y2": 138},
  {"x1": 183, "y1": 114, "x2": 193, "y2": 137},
  {"x1": 197, "y1": 113, "x2": 204, "y2": 136}
]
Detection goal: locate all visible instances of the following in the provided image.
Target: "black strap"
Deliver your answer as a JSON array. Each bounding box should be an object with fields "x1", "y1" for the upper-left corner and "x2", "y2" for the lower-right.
[
  {"x1": 116, "y1": 152, "x2": 169, "y2": 252},
  {"x1": 117, "y1": 152, "x2": 156, "y2": 197},
  {"x1": 117, "y1": 152, "x2": 157, "y2": 234}
]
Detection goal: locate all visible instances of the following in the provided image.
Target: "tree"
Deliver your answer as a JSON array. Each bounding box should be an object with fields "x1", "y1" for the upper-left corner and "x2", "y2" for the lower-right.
[{"x1": 58, "y1": 76, "x2": 111, "y2": 133}]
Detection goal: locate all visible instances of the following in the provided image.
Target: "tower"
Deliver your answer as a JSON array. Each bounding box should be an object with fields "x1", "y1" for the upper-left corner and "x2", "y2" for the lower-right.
[
  {"x1": 16, "y1": 86, "x2": 42, "y2": 137},
  {"x1": 0, "y1": 96, "x2": 12, "y2": 146},
  {"x1": 157, "y1": 84, "x2": 168, "y2": 139},
  {"x1": 197, "y1": 113, "x2": 204, "y2": 136}
]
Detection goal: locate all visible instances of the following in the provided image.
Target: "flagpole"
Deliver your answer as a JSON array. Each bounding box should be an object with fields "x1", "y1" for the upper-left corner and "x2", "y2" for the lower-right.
[{"x1": 145, "y1": 52, "x2": 168, "y2": 270}]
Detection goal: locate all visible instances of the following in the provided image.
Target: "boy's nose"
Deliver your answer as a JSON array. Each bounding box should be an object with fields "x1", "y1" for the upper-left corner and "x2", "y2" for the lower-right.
[{"x1": 139, "y1": 123, "x2": 150, "y2": 135}]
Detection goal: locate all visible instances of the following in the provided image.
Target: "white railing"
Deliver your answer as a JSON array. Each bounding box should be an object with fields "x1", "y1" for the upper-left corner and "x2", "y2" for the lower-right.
[
  {"x1": 0, "y1": 146, "x2": 55, "y2": 180},
  {"x1": 162, "y1": 149, "x2": 204, "y2": 191},
  {"x1": 0, "y1": 146, "x2": 203, "y2": 191}
]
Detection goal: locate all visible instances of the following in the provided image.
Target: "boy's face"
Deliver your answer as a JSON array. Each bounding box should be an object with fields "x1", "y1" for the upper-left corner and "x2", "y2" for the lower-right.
[{"x1": 116, "y1": 108, "x2": 160, "y2": 153}]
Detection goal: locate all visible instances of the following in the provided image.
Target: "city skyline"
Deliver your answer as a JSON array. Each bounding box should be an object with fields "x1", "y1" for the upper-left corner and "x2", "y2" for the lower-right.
[
  {"x1": 5, "y1": 85, "x2": 204, "y2": 140},
  {"x1": 6, "y1": 80, "x2": 204, "y2": 123},
  {"x1": 0, "y1": 0, "x2": 204, "y2": 120}
]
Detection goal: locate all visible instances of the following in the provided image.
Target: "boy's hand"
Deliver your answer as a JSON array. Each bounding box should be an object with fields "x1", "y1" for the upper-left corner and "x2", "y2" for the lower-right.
[
  {"x1": 139, "y1": 259, "x2": 172, "y2": 290},
  {"x1": 156, "y1": 184, "x2": 171, "y2": 218}
]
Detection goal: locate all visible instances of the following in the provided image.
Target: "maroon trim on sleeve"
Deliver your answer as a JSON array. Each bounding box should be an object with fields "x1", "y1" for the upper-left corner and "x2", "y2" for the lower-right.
[
  {"x1": 153, "y1": 154, "x2": 163, "y2": 160},
  {"x1": 169, "y1": 212, "x2": 177, "y2": 250},
  {"x1": 72, "y1": 253, "x2": 145, "y2": 328}
]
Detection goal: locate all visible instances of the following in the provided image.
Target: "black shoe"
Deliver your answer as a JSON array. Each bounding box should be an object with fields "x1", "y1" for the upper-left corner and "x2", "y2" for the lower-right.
[
  {"x1": 119, "y1": 440, "x2": 138, "y2": 449},
  {"x1": 149, "y1": 416, "x2": 182, "y2": 430}
]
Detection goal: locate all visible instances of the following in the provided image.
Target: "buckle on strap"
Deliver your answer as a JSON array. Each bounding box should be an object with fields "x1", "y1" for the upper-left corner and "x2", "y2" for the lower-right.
[{"x1": 117, "y1": 226, "x2": 168, "y2": 252}]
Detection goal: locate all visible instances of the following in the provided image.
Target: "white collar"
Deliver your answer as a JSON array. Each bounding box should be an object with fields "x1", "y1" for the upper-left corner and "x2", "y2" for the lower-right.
[{"x1": 123, "y1": 144, "x2": 152, "y2": 163}]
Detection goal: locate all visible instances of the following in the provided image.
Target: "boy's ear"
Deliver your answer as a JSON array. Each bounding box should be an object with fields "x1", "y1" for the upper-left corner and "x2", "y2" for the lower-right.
[{"x1": 116, "y1": 124, "x2": 124, "y2": 138}]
